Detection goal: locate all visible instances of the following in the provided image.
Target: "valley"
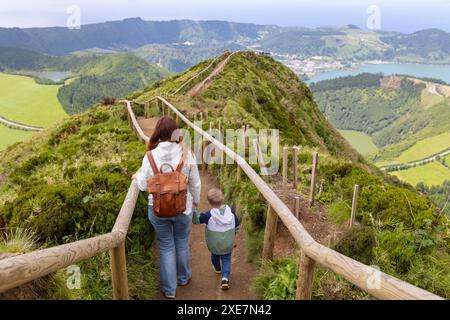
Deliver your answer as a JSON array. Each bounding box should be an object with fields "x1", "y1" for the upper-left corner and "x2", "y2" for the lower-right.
[
  {"x1": 0, "y1": 72, "x2": 67, "y2": 127},
  {"x1": 311, "y1": 73, "x2": 450, "y2": 196}
]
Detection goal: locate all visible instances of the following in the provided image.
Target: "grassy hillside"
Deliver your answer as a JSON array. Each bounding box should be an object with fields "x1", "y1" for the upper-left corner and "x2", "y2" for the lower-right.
[
  {"x1": 0, "y1": 126, "x2": 35, "y2": 150},
  {"x1": 57, "y1": 54, "x2": 170, "y2": 114},
  {"x1": 0, "y1": 73, "x2": 67, "y2": 126},
  {"x1": 338, "y1": 130, "x2": 378, "y2": 155},
  {"x1": 0, "y1": 105, "x2": 154, "y2": 299},
  {"x1": 0, "y1": 52, "x2": 448, "y2": 299},
  {"x1": 392, "y1": 162, "x2": 450, "y2": 187},
  {"x1": 395, "y1": 132, "x2": 450, "y2": 163}
]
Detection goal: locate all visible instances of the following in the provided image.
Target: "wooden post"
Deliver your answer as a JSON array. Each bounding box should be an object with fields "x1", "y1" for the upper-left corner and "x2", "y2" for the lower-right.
[
  {"x1": 221, "y1": 128, "x2": 225, "y2": 165},
  {"x1": 236, "y1": 136, "x2": 242, "y2": 181},
  {"x1": 144, "y1": 102, "x2": 149, "y2": 118},
  {"x1": 349, "y1": 184, "x2": 360, "y2": 228},
  {"x1": 296, "y1": 250, "x2": 316, "y2": 300},
  {"x1": 110, "y1": 242, "x2": 129, "y2": 300},
  {"x1": 309, "y1": 152, "x2": 318, "y2": 207},
  {"x1": 219, "y1": 120, "x2": 225, "y2": 166},
  {"x1": 282, "y1": 146, "x2": 288, "y2": 189},
  {"x1": 262, "y1": 205, "x2": 278, "y2": 261},
  {"x1": 294, "y1": 196, "x2": 300, "y2": 219},
  {"x1": 156, "y1": 99, "x2": 164, "y2": 117},
  {"x1": 292, "y1": 146, "x2": 299, "y2": 189},
  {"x1": 202, "y1": 136, "x2": 207, "y2": 172}
]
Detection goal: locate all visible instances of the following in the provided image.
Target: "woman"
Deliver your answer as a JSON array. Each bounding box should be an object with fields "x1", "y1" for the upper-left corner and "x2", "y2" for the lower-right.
[{"x1": 134, "y1": 117, "x2": 201, "y2": 299}]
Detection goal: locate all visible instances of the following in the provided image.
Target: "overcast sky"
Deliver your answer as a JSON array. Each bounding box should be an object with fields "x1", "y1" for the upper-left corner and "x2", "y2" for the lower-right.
[{"x1": 1, "y1": 0, "x2": 449, "y2": 32}]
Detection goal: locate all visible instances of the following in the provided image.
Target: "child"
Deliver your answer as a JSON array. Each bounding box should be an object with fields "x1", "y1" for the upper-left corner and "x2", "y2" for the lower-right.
[{"x1": 193, "y1": 188, "x2": 240, "y2": 290}]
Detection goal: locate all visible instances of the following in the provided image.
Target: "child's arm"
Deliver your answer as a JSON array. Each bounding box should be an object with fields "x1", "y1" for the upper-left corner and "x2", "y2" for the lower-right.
[{"x1": 192, "y1": 210, "x2": 211, "y2": 225}]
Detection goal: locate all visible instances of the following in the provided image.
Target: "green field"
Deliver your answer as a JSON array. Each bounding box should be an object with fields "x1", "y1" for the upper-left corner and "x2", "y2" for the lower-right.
[
  {"x1": 0, "y1": 73, "x2": 67, "y2": 127},
  {"x1": 392, "y1": 161, "x2": 450, "y2": 187},
  {"x1": 396, "y1": 131, "x2": 450, "y2": 163},
  {"x1": 0, "y1": 126, "x2": 35, "y2": 150},
  {"x1": 443, "y1": 154, "x2": 450, "y2": 165},
  {"x1": 338, "y1": 129, "x2": 378, "y2": 155}
]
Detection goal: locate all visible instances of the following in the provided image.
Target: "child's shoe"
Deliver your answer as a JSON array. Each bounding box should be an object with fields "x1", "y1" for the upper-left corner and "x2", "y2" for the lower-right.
[
  {"x1": 221, "y1": 278, "x2": 230, "y2": 290},
  {"x1": 212, "y1": 265, "x2": 221, "y2": 274}
]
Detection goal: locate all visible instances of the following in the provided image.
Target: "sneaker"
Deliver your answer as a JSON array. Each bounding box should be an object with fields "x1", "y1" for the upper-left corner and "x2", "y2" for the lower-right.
[
  {"x1": 178, "y1": 276, "x2": 192, "y2": 286},
  {"x1": 164, "y1": 293, "x2": 176, "y2": 299},
  {"x1": 221, "y1": 278, "x2": 230, "y2": 290},
  {"x1": 212, "y1": 265, "x2": 222, "y2": 274}
]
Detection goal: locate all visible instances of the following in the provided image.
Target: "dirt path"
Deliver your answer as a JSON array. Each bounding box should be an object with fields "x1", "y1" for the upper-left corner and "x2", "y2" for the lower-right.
[
  {"x1": 137, "y1": 117, "x2": 159, "y2": 135},
  {"x1": 186, "y1": 52, "x2": 236, "y2": 97},
  {"x1": 153, "y1": 172, "x2": 257, "y2": 300},
  {"x1": 0, "y1": 115, "x2": 43, "y2": 132},
  {"x1": 140, "y1": 117, "x2": 256, "y2": 300}
]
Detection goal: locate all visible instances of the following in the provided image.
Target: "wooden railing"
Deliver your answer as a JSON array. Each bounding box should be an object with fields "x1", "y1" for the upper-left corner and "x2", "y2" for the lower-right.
[
  {"x1": 0, "y1": 179, "x2": 140, "y2": 298},
  {"x1": 134, "y1": 96, "x2": 444, "y2": 300}
]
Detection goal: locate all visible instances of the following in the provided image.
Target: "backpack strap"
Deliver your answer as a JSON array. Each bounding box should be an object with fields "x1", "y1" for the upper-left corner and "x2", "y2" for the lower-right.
[
  {"x1": 147, "y1": 151, "x2": 159, "y2": 174},
  {"x1": 176, "y1": 144, "x2": 188, "y2": 172}
]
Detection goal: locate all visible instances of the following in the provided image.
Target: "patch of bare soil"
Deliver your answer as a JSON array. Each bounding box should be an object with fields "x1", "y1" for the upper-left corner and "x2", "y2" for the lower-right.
[{"x1": 271, "y1": 181, "x2": 345, "y2": 260}]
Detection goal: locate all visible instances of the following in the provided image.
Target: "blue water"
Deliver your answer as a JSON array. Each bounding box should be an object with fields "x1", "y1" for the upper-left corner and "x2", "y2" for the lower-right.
[
  {"x1": 31, "y1": 71, "x2": 71, "y2": 82},
  {"x1": 307, "y1": 63, "x2": 450, "y2": 84}
]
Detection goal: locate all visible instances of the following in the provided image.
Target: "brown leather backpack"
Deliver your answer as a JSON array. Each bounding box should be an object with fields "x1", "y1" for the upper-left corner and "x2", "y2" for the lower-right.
[{"x1": 146, "y1": 147, "x2": 188, "y2": 218}]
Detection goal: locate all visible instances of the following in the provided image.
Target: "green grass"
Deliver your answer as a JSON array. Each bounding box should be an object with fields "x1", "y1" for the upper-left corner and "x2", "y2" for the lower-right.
[
  {"x1": 391, "y1": 162, "x2": 450, "y2": 187},
  {"x1": 0, "y1": 126, "x2": 35, "y2": 150},
  {"x1": 338, "y1": 130, "x2": 378, "y2": 155},
  {"x1": 396, "y1": 131, "x2": 450, "y2": 163},
  {"x1": 443, "y1": 154, "x2": 450, "y2": 166},
  {"x1": 0, "y1": 73, "x2": 67, "y2": 127}
]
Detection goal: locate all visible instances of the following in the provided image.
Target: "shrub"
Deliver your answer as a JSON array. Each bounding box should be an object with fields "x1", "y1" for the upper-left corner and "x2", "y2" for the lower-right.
[
  {"x1": 101, "y1": 96, "x2": 116, "y2": 105},
  {"x1": 334, "y1": 226, "x2": 376, "y2": 265}
]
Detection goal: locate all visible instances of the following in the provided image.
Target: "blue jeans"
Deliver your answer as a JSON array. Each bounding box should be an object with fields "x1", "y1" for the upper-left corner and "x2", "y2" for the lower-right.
[
  {"x1": 148, "y1": 206, "x2": 192, "y2": 296},
  {"x1": 211, "y1": 253, "x2": 231, "y2": 279}
]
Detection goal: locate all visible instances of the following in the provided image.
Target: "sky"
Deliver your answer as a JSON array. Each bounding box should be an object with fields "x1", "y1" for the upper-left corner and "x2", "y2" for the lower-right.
[{"x1": 0, "y1": 0, "x2": 449, "y2": 33}]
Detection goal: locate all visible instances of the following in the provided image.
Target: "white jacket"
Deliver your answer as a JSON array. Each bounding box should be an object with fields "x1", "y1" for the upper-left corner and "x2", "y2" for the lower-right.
[{"x1": 136, "y1": 141, "x2": 201, "y2": 215}]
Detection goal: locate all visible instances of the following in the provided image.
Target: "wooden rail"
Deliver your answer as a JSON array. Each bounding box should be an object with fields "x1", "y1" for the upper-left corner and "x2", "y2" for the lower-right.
[{"x1": 134, "y1": 96, "x2": 443, "y2": 300}]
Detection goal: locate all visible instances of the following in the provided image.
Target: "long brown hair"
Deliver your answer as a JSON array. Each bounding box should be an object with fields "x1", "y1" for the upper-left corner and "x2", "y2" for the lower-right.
[{"x1": 147, "y1": 117, "x2": 181, "y2": 151}]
